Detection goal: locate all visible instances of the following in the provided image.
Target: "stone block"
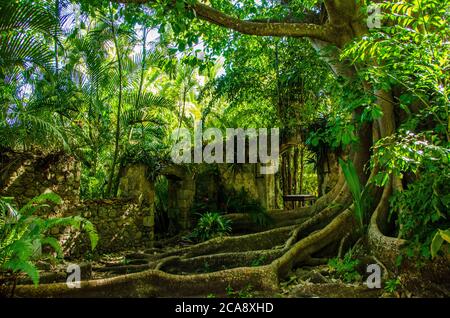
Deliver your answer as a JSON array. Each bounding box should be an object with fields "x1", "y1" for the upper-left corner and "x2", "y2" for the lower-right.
[{"x1": 143, "y1": 216, "x2": 154, "y2": 228}]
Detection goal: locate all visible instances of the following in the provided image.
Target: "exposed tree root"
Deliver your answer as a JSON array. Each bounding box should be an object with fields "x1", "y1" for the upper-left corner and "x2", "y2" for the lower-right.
[
  {"x1": 6, "y1": 174, "x2": 369, "y2": 298},
  {"x1": 94, "y1": 264, "x2": 151, "y2": 274},
  {"x1": 145, "y1": 224, "x2": 298, "y2": 262},
  {"x1": 367, "y1": 181, "x2": 405, "y2": 270},
  {"x1": 158, "y1": 249, "x2": 284, "y2": 274},
  {"x1": 303, "y1": 257, "x2": 329, "y2": 266},
  {"x1": 366, "y1": 180, "x2": 450, "y2": 295},
  {"x1": 8, "y1": 195, "x2": 356, "y2": 297},
  {"x1": 337, "y1": 233, "x2": 350, "y2": 258},
  {"x1": 6, "y1": 265, "x2": 279, "y2": 297},
  {"x1": 275, "y1": 209, "x2": 356, "y2": 278},
  {"x1": 285, "y1": 186, "x2": 352, "y2": 249}
]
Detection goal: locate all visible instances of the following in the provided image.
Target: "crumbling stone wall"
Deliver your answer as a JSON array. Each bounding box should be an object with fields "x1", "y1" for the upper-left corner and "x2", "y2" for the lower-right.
[
  {"x1": 0, "y1": 150, "x2": 80, "y2": 208},
  {"x1": 62, "y1": 199, "x2": 153, "y2": 257},
  {"x1": 1, "y1": 151, "x2": 155, "y2": 255},
  {"x1": 118, "y1": 164, "x2": 155, "y2": 241},
  {"x1": 160, "y1": 162, "x2": 276, "y2": 231},
  {"x1": 217, "y1": 163, "x2": 277, "y2": 210},
  {"x1": 162, "y1": 165, "x2": 196, "y2": 230}
]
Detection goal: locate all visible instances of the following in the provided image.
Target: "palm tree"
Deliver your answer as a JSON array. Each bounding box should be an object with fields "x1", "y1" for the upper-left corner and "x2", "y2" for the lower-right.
[
  {"x1": 0, "y1": 0, "x2": 69, "y2": 151},
  {"x1": 0, "y1": 0, "x2": 58, "y2": 79}
]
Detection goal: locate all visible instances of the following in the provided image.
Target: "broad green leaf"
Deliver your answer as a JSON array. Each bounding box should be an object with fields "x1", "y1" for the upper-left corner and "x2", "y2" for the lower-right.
[{"x1": 431, "y1": 231, "x2": 444, "y2": 259}]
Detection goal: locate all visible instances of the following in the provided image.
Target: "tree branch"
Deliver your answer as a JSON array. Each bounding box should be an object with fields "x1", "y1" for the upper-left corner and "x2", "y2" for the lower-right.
[{"x1": 116, "y1": 0, "x2": 335, "y2": 43}]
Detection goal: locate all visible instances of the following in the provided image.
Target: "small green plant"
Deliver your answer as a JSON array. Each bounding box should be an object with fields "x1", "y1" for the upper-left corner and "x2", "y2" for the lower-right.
[
  {"x1": 328, "y1": 251, "x2": 361, "y2": 283},
  {"x1": 206, "y1": 293, "x2": 216, "y2": 298},
  {"x1": 225, "y1": 285, "x2": 234, "y2": 297},
  {"x1": 250, "y1": 254, "x2": 267, "y2": 267},
  {"x1": 0, "y1": 193, "x2": 98, "y2": 291},
  {"x1": 384, "y1": 278, "x2": 401, "y2": 294},
  {"x1": 188, "y1": 212, "x2": 232, "y2": 242},
  {"x1": 225, "y1": 284, "x2": 254, "y2": 298},
  {"x1": 339, "y1": 158, "x2": 371, "y2": 230}
]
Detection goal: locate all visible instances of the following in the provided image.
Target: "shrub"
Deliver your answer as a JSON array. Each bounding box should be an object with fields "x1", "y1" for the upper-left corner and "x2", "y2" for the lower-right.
[
  {"x1": 0, "y1": 193, "x2": 98, "y2": 290},
  {"x1": 189, "y1": 212, "x2": 232, "y2": 242},
  {"x1": 370, "y1": 132, "x2": 450, "y2": 262},
  {"x1": 391, "y1": 169, "x2": 450, "y2": 261},
  {"x1": 328, "y1": 251, "x2": 361, "y2": 283}
]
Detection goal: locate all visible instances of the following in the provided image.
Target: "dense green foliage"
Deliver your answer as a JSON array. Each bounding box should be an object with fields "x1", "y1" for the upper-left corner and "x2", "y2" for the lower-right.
[
  {"x1": 0, "y1": 193, "x2": 97, "y2": 286},
  {"x1": 343, "y1": 1, "x2": 449, "y2": 261},
  {"x1": 188, "y1": 212, "x2": 231, "y2": 242},
  {"x1": 328, "y1": 251, "x2": 361, "y2": 283}
]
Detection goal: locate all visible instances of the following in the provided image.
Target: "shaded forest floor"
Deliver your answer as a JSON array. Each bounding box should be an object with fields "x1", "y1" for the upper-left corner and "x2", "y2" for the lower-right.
[{"x1": 11, "y1": 235, "x2": 448, "y2": 298}]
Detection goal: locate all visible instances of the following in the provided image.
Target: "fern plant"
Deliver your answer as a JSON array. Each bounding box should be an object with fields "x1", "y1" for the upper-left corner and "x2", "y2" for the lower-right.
[
  {"x1": 328, "y1": 250, "x2": 361, "y2": 283},
  {"x1": 188, "y1": 212, "x2": 232, "y2": 242},
  {"x1": 0, "y1": 192, "x2": 98, "y2": 290}
]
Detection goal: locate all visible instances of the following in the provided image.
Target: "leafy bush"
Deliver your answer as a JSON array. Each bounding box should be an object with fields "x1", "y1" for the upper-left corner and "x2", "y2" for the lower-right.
[
  {"x1": 188, "y1": 212, "x2": 231, "y2": 242},
  {"x1": 328, "y1": 251, "x2": 361, "y2": 283},
  {"x1": 384, "y1": 278, "x2": 401, "y2": 294},
  {"x1": 80, "y1": 169, "x2": 107, "y2": 199},
  {"x1": 0, "y1": 193, "x2": 98, "y2": 288},
  {"x1": 391, "y1": 169, "x2": 450, "y2": 261},
  {"x1": 372, "y1": 132, "x2": 450, "y2": 261}
]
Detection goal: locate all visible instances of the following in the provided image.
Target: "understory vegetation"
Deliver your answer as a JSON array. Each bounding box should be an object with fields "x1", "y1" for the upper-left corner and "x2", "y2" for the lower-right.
[
  {"x1": 0, "y1": 193, "x2": 97, "y2": 290},
  {"x1": 0, "y1": 0, "x2": 449, "y2": 298}
]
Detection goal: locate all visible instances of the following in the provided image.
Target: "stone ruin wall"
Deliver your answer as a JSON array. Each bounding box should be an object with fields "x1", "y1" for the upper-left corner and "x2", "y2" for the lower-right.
[
  {"x1": 0, "y1": 151, "x2": 154, "y2": 257},
  {"x1": 62, "y1": 199, "x2": 153, "y2": 257},
  {"x1": 0, "y1": 149, "x2": 277, "y2": 257},
  {"x1": 217, "y1": 163, "x2": 277, "y2": 211},
  {"x1": 0, "y1": 151, "x2": 80, "y2": 208}
]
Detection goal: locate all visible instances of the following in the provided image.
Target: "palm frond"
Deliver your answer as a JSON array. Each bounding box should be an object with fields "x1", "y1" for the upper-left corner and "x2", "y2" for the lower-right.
[
  {"x1": 121, "y1": 108, "x2": 166, "y2": 128},
  {"x1": 0, "y1": 0, "x2": 59, "y2": 34},
  {"x1": 124, "y1": 91, "x2": 174, "y2": 110},
  {"x1": 0, "y1": 32, "x2": 54, "y2": 76},
  {"x1": 0, "y1": 111, "x2": 68, "y2": 151},
  {"x1": 0, "y1": 0, "x2": 59, "y2": 76}
]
